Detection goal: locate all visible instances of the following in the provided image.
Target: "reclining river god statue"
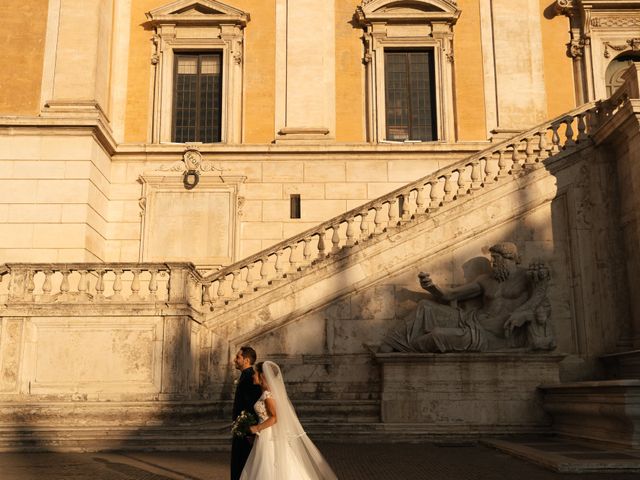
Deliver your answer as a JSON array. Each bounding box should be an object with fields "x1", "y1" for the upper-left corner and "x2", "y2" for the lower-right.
[{"x1": 381, "y1": 242, "x2": 557, "y2": 353}]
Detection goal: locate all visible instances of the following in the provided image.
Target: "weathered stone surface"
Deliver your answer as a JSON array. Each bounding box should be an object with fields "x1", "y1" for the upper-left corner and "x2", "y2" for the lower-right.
[
  {"x1": 377, "y1": 353, "x2": 563, "y2": 431},
  {"x1": 540, "y1": 380, "x2": 640, "y2": 449}
]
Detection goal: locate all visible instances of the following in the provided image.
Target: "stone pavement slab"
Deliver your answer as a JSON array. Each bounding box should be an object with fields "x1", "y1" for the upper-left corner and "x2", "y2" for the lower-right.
[
  {"x1": 485, "y1": 436, "x2": 640, "y2": 474},
  {"x1": 1, "y1": 443, "x2": 640, "y2": 480}
]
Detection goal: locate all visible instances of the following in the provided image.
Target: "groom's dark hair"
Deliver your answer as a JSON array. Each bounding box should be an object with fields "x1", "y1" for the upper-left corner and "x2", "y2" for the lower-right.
[{"x1": 239, "y1": 346, "x2": 257, "y2": 365}]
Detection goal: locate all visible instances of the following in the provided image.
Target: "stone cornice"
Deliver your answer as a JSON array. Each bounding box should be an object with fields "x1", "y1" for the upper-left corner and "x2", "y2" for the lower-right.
[
  {"x1": 0, "y1": 113, "x2": 117, "y2": 155},
  {"x1": 146, "y1": 0, "x2": 249, "y2": 27},
  {"x1": 357, "y1": 0, "x2": 461, "y2": 26}
]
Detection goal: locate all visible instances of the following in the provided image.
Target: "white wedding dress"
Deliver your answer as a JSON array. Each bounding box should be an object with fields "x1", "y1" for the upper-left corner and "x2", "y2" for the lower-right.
[{"x1": 239, "y1": 362, "x2": 338, "y2": 480}]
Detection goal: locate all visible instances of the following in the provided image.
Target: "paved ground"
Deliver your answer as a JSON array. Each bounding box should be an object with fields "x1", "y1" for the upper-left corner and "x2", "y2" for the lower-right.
[{"x1": 1, "y1": 443, "x2": 639, "y2": 480}]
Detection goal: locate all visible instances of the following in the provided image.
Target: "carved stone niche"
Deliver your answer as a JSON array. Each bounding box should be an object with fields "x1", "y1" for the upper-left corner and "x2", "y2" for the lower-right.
[
  {"x1": 356, "y1": 0, "x2": 460, "y2": 143},
  {"x1": 139, "y1": 148, "x2": 246, "y2": 269},
  {"x1": 146, "y1": 0, "x2": 249, "y2": 144}
]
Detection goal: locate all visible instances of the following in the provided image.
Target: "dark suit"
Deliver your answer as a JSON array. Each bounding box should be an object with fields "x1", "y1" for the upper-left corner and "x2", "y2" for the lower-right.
[{"x1": 230, "y1": 367, "x2": 262, "y2": 480}]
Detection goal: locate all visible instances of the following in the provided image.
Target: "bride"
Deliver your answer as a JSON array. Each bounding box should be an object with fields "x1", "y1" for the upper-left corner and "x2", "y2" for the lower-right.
[{"x1": 239, "y1": 361, "x2": 338, "y2": 480}]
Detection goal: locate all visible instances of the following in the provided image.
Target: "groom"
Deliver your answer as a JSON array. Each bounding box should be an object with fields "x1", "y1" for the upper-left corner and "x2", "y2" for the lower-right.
[{"x1": 231, "y1": 346, "x2": 262, "y2": 480}]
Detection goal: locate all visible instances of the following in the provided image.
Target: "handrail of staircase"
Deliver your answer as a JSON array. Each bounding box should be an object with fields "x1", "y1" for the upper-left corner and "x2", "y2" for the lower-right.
[{"x1": 200, "y1": 101, "x2": 600, "y2": 304}]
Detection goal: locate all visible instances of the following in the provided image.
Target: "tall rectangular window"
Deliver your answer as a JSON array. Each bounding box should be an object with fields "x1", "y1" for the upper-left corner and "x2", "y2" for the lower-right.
[
  {"x1": 384, "y1": 50, "x2": 437, "y2": 142},
  {"x1": 173, "y1": 53, "x2": 222, "y2": 143}
]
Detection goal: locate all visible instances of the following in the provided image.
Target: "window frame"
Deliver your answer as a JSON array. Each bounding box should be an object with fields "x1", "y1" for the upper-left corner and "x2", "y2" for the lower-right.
[
  {"x1": 172, "y1": 51, "x2": 224, "y2": 143},
  {"x1": 383, "y1": 48, "x2": 438, "y2": 142},
  {"x1": 357, "y1": 0, "x2": 460, "y2": 143},
  {"x1": 146, "y1": 1, "x2": 248, "y2": 144}
]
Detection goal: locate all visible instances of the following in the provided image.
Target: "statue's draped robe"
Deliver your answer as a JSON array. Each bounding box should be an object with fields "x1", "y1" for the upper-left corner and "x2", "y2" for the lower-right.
[{"x1": 386, "y1": 301, "x2": 490, "y2": 352}]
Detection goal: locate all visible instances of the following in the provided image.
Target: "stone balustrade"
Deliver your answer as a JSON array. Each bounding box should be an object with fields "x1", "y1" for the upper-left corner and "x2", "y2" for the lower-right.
[
  {"x1": 0, "y1": 263, "x2": 204, "y2": 308},
  {"x1": 0, "y1": 102, "x2": 602, "y2": 314},
  {"x1": 200, "y1": 101, "x2": 599, "y2": 310}
]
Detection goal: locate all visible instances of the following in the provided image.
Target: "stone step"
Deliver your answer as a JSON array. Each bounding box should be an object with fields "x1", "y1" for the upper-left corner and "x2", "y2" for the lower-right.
[{"x1": 485, "y1": 436, "x2": 640, "y2": 473}]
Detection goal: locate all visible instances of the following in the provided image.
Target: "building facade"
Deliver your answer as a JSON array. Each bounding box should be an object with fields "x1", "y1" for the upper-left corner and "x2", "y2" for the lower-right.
[{"x1": 1, "y1": 0, "x2": 640, "y2": 451}]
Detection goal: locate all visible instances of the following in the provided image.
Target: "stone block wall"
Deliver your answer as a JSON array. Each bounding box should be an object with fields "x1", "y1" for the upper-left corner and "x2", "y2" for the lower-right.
[{"x1": 0, "y1": 133, "x2": 112, "y2": 262}]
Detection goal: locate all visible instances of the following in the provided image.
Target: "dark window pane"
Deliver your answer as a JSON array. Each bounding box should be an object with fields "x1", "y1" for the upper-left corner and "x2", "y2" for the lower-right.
[
  {"x1": 290, "y1": 194, "x2": 301, "y2": 219},
  {"x1": 384, "y1": 50, "x2": 437, "y2": 142},
  {"x1": 173, "y1": 53, "x2": 222, "y2": 143}
]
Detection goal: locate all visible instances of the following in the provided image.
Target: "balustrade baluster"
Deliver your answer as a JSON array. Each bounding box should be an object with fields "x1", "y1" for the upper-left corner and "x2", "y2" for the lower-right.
[
  {"x1": 484, "y1": 155, "x2": 497, "y2": 184},
  {"x1": 551, "y1": 124, "x2": 561, "y2": 153},
  {"x1": 42, "y1": 270, "x2": 53, "y2": 299},
  {"x1": 246, "y1": 263, "x2": 259, "y2": 290},
  {"x1": 401, "y1": 193, "x2": 411, "y2": 220},
  {"x1": 217, "y1": 276, "x2": 228, "y2": 300},
  {"x1": 497, "y1": 149, "x2": 509, "y2": 177},
  {"x1": 26, "y1": 271, "x2": 36, "y2": 298},
  {"x1": 429, "y1": 179, "x2": 442, "y2": 210},
  {"x1": 443, "y1": 174, "x2": 455, "y2": 202},
  {"x1": 317, "y1": 230, "x2": 327, "y2": 259},
  {"x1": 456, "y1": 168, "x2": 468, "y2": 197},
  {"x1": 564, "y1": 117, "x2": 575, "y2": 147},
  {"x1": 577, "y1": 113, "x2": 588, "y2": 141},
  {"x1": 130, "y1": 270, "x2": 141, "y2": 301},
  {"x1": 231, "y1": 270, "x2": 242, "y2": 296},
  {"x1": 471, "y1": 160, "x2": 482, "y2": 190},
  {"x1": 111, "y1": 270, "x2": 123, "y2": 301},
  {"x1": 538, "y1": 131, "x2": 549, "y2": 161},
  {"x1": 78, "y1": 270, "x2": 88, "y2": 298},
  {"x1": 360, "y1": 212, "x2": 370, "y2": 239},
  {"x1": 331, "y1": 226, "x2": 341, "y2": 254},
  {"x1": 416, "y1": 186, "x2": 426, "y2": 213},
  {"x1": 275, "y1": 250, "x2": 288, "y2": 276},
  {"x1": 260, "y1": 257, "x2": 271, "y2": 284},
  {"x1": 303, "y1": 237, "x2": 313, "y2": 263},
  {"x1": 148, "y1": 270, "x2": 158, "y2": 300},
  {"x1": 346, "y1": 218, "x2": 356, "y2": 246},
  {"x1": 202, "y1": 282, "x2": 212, "y2": 304},
  {"x1": 60, "y1": 270, "x2": 70, "y2": 295},
  {"x1": 388, "y1": 198, "x2": 399, "y2": 226},
  {"x1": 525, "y1": 136, "x2": 536, "y2": 168},
  {"x1": 373, "y1": 205, "x2": 384, "y2": 233},
  {"x1": 95, "y1": 270, "x2": 105, "y2": 299},
  {"x1": 289, "y1": 242, "x2": 302, "y2": 271},
  {"x1": 511, "y1": 143, "x2": 522, "y2": 172}
]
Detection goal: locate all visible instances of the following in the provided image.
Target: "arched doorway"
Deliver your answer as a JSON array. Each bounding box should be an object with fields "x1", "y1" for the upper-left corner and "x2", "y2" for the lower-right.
[{"x1": 605, "y1": 52, "x2": 640, "y2": 96}]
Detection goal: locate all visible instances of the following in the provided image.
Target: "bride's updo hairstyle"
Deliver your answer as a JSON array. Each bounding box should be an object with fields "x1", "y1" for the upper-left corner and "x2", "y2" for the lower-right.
[{"x1": 255, "y1": 361, "x2": 279, "y2": 378}]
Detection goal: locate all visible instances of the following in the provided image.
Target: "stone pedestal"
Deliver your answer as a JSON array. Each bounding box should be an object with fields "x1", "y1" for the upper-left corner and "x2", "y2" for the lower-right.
[
  {"x1": 376, "y1": 353, "x2": 564, "y2": 434},
  {"x1": 540, "y1": 379, "x2": 640, "y2": 449}
]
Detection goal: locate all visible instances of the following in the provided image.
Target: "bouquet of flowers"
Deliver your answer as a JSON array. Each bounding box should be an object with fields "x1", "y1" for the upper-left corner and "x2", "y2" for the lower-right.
[{"x1": 231, "y1": 410, "x2": 258, "y2": 438}]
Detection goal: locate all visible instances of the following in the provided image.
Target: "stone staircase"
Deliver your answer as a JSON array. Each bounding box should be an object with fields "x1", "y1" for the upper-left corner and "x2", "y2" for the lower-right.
[
  {"x1": 199, "y1": 102, "x2": 599, "y2": 323},
  {"x1": 1, "y1": 92, "x2": 636, "y2": 452}
]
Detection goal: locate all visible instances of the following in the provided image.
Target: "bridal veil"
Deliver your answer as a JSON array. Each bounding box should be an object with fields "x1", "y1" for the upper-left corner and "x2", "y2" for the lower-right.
[{"x1": 262, "y1": 360, "x2": 338, "y2": 480}]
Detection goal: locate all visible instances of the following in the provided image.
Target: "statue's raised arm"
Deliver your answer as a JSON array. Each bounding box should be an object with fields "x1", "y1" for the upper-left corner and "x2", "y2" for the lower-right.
[{"x1": 418, "y1": 271, "x2": 483, "y2": 304}]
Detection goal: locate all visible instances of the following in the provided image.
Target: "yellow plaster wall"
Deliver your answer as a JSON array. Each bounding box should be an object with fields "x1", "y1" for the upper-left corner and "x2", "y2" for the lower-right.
[
  {"x1": 539, "y1": 0, "x2": 575, "y2": 117},
  {"x1": 234, "y1": 0, "x2": 275, "y2": 143},
  {"x1": 124, "y1": 0, "x2": 155, "y2": 143},
  {"x1": 0, "y1": 0, "x2": 48, "y2": 115},
  {"x1": 124, "y1": 0, "x2": 275, "y2": 144},
  {"x1": 453, "y1": 0, "x2": 487, "y2": 141},
  {"x1": 335, "y1": 0, "x2": 365, "y2": 143}
]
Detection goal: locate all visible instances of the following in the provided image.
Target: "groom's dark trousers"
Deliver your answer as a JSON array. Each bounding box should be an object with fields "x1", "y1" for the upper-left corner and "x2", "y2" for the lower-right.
[{"x1": 230, "y1": 366, "x2": 262, "y2": 480}]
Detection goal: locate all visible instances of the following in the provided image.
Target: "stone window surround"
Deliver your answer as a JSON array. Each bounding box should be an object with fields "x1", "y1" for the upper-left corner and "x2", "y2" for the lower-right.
[
  {"x1": 357, "y1": 0, "x2": 460, "y2": 143},
  {"x1": 146, "y1": 0, "x2": 248, "y2": 144}
]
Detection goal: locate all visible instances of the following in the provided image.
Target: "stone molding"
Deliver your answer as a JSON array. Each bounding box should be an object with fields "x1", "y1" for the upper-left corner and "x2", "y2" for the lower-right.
[
  {"x1": 356, "y1": 0, "x2": 460, "y2": 143},
  {"x1": 146, "y1": 0, "x2": 248, "y2": 144},
  {"x1": 139, "y1": 154, "x2": 246, "y2": 267}
]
